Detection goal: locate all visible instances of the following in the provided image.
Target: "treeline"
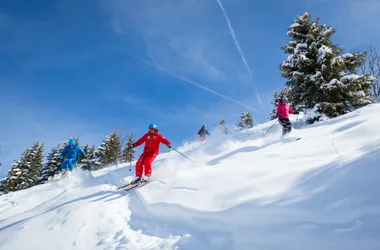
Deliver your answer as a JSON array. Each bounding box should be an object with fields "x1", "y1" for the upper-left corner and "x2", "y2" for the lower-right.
[
  {"x1": 0, "y1": 113, "x2": 255, "y2": 196},
  {"x1": 0, "y1": 131, "x2": 135, "y2": 195}
]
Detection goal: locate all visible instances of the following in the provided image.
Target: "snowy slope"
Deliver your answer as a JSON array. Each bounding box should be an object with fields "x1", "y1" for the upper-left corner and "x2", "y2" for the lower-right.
[{"x1": 1, "y1": 104, "x2": 380, "y2": 250}]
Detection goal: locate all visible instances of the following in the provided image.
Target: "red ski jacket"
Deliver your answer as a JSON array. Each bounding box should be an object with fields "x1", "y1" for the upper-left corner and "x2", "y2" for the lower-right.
[{"x1": 133, "y1": 132, "x2": 170, "y2": 154}]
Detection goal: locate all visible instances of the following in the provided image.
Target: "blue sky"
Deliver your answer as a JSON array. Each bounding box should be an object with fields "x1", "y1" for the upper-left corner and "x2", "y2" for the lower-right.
[{"x1": 1, "y1": 0, "x2": 379, "y2": 177}]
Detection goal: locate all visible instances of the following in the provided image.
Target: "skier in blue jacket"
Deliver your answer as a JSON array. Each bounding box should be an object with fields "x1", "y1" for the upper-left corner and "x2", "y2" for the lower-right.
[{"x1": 60, "y1": 139, "x2": 86, "y2": 172}]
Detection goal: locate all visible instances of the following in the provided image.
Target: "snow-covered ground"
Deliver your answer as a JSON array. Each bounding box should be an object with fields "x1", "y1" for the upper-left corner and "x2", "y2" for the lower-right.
[{"x1": 1, "y1": 104, "x2": 380, "y2": 250}]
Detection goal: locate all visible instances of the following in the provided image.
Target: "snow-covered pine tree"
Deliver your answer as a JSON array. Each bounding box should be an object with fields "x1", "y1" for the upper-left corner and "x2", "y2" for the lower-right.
[
  {"x1": 236, "y1": 112, "x2": 254, "y2": 130},
  {"x1": 218, "y1": 117, "x2": 228, "y2": 134},
  {"x1": 0, "y1": 145, "x2": 9, "y2": 195},
  {"x1": 269, "y1": 91, "x2": 280, "y2": 120},
  {"x1": 122, "y1": 133, "x2": 135, "y2": 164},
  {"x1": 7, "y1": 141, "x2": 45, "y2": 191},
  {"x1": 39, "y1": 145, "x2": 63, "y2": 184},
  {"x1": 80, "y1": 145, "x2": 101, "y2": 171},
  {"x1": 97, "y1": 131, "x2": 122, "y2": 168},
  {"x1": 280, "y1": 13, "x2": 374, "y2": 122},
  {"x1": 0, "y1": 178, "x2": 8, "y2": 196}
]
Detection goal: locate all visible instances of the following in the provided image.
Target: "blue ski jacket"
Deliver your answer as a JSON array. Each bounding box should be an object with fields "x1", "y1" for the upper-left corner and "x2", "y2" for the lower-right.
[{"x1": 60, "y1": 145, "x2": 86, "y2": 163}]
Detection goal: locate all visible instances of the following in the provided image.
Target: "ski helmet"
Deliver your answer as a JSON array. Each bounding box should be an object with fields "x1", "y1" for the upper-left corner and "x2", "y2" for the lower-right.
[
  {"x1": 281, "y1": 96, "x2": 289, "y2": 103},
  {"x1": 68, "y1": 139, "x2": 76, "y2": 146},
  {"x1": 202, "y1": 124, "x2": 206, "y2": 127},
  {"x1": 148, "y1": 124, "x2": 157, "y2": 129}
]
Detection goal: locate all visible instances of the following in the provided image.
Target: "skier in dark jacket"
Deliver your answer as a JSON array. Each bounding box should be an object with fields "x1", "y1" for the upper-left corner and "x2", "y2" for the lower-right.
[
  {"x1": 198, "y1": 124, "x2": 210, "y2": 141},
  {"x1": 60, "y1": 139, "x2": 86, "y2": 172}
]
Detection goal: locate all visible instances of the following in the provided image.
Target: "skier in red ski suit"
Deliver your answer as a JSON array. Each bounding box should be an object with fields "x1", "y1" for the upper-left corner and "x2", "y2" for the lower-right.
[{"x1": 130, "y1": 124, "x2": 171, "y2": 184}]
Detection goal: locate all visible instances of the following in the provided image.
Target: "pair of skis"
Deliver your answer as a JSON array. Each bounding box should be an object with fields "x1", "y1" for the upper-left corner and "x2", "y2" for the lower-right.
[
  {"x1": 116, "y1": 180, "x2": 149, "y2": 192},
  {"x1": 50, "y1": 171, "x2": 70, "y2": 182}
]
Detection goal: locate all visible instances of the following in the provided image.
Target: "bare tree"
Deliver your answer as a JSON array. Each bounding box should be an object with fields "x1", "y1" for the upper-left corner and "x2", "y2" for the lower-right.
[
  {"x1": 353, "y1": 46, "x2": 380, "y2": 96},
  {"x1": 114, "y1": 125, "x2": 129, "y2": 147},
  {"x1": 0, "y1": 145, "x2": 2, "y2": 167},
  {"x1": 368, "y1": 46, "x2": 380, "y2": 96},
  {"x1": 352, "y1": 48, "x2": 367, "y2": 75}
]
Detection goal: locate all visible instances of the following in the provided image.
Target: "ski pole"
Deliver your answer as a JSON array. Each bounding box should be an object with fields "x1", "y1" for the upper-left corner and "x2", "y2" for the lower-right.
[
  {"x1": 129, "y1": 161, "x2": 132, "y2": 171},
  {"x1": 87, "y1": 162, "x2": 93, "y2": 179},
  {"x1": 265, "y1": 120, "x2": 278, "y2": 135},
  {"x1": 171, "y1": 147, "x2": 194, "y2": 162},
  {"x1": 295, "y1": 113, "x2": 300, "y2": 129}
]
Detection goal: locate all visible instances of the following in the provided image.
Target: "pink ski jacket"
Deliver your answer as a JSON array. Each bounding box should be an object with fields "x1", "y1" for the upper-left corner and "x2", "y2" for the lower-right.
[{"x1": 276, "y1": 100, "x2": 294, "y2": 119}]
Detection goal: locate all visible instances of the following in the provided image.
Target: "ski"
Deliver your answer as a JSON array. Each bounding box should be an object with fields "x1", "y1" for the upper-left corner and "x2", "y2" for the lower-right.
[
  {"x1": 282, "y1": 137, "x2": 302, "y2": 142},
  {"x1": 124, "y1": 181, "x2": 150, "y2": 192},
  {"x1": 116, "y1": 183, "x2": 133, "y2": 190},
  {"x1": 116, "y1": 180, "x2": 149, "y2": 191}
]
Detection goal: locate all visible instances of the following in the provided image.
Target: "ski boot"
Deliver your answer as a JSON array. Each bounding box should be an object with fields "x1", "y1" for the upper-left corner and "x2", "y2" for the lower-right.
[
  {"x1": 130, "y1": 177, "x2": 142, "y2": 185},
  {"x1": 140, "y1": 176, "x2": 150, "y2": 184}
]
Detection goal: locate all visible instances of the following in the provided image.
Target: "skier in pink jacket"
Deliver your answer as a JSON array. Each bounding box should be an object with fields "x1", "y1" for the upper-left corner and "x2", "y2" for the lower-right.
[{"x1": 276, "y1": 96, "x2": 299, "y2": 136}]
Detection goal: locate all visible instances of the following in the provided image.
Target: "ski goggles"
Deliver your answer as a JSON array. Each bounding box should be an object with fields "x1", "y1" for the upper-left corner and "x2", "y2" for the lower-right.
[
  {"x1": 282, "y1": 99, "x2": 289, "y2": 103},
  {"x1": 148, "y1": 128, "x2": 156, "y2": 132}
]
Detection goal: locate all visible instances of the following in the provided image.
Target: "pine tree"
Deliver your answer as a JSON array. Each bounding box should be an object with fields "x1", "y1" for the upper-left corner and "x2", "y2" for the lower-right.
[
  {"x1": 122, "y1": 133, "x2": 135, "y2": 164},
  {"x1": 269, "y1": 91, "x2": 280, "y2": 120},
  {"x1": 39, "y1": 145, "x2": 63, "y2": 184},
  {"x1": 0, "y1": 177, "x2": 9, "y2": 196},
  {"x1": 80, "y1": 145, "x2": 101, "y2": 171},
  {"x1": 7, "y1": 141, "x2": 45, "y2": 191},
  {"x1": 280, "y1": 13, "x2": 374, "y2": 122},
  {"x1": 218, "y1": 117, "x2": 228, "y2": 134},
  {"x1": 97, "y1": 131, "x2": 122, "y2": 168},
  {"x1": 236, "y1": 112, "x2": 254, "y2": 130},
  {"x1": 0, "y1": 145, "x2": 9, "y2": 195}
]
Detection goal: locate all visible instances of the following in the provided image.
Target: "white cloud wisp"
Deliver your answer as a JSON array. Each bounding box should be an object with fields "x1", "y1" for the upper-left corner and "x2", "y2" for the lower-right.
[
  {"x1": 132, "y1": 55, "x2": 262, "y2": 113},
  {"x1": 216, "y1": 0, "x2": 264, "y2": 110}
]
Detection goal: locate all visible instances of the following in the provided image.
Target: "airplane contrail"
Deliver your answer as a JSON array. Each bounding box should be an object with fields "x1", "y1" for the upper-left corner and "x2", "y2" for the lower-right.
[
  {"x1": 216, "y1": 0, "x2": 264, "y2": 110},
  {"x1": 132, "y1": 55, "x2": 262, "y2": 113}
]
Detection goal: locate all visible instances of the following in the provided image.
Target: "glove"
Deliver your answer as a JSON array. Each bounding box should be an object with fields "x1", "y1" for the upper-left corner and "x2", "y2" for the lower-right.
[
  {"x1": 294, "y1": 111, "x2": 300, "y2": 115},
  {"x1": 59, "y1": 155, "x2": 63, "y2": 160},
  {"x1": 167, "y1": 144, "x2": 172, "y2": 148}
]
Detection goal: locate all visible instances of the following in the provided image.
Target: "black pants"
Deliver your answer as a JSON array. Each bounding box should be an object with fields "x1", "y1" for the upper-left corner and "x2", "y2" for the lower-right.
[{"x1": 278, "y1": 118, "x2": 292, "y2": 136}]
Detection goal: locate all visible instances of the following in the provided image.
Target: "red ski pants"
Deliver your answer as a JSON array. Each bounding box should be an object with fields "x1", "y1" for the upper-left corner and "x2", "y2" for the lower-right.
[{"x1": 135, "y1": 152, "x2": 157, "y2": 177}]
